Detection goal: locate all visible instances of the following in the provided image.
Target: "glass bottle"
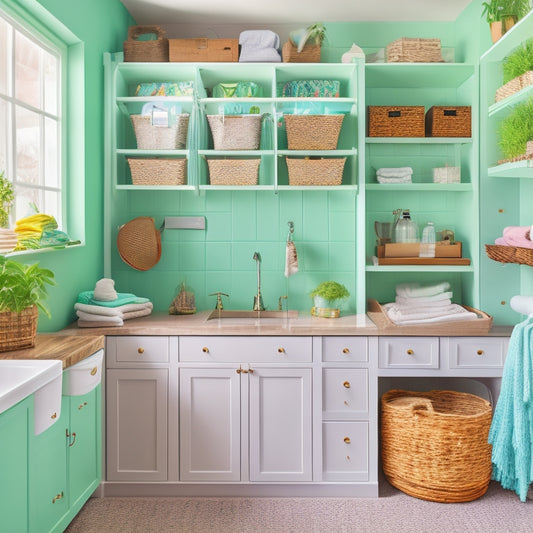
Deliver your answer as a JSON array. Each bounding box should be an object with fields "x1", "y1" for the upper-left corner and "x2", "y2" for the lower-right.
[{"x1": 394, "y1": 210, "x2": 418, "y2": 243}]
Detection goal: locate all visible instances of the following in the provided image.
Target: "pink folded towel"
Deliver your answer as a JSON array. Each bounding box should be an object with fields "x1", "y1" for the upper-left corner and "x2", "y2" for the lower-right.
[{"x1": 501, "y1": 226, "x2": 533, "y2": 249}]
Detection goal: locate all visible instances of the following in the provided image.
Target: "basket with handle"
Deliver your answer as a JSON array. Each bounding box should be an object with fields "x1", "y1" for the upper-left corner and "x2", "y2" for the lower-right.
[
  {"x1": 284, "y1": 114, "x2": 344, "y2": 150},
  {"x1": 123, "y1": 25, "x2": 169, "y2": 62},
  {"x1": 381, "y1": 389, "x2": 493, "y2": 503}
]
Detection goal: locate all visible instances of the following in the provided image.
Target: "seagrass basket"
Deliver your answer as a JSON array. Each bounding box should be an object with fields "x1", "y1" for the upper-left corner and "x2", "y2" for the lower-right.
[
  {"x1": 131, "y1": 113, "x2": 189, "y2": 150},
  {"x1": 0, "y1": 305, "x2": 38, "y2": 352},
  {"x1": 207, "y1": 158, "x2": 260, "y2": 185},
  {"x1": 485, "y1": 244, "x2": 533, "y2": 266},
  {"x1": 425, "y1": 106, "x2": 471, "y2": 137},
  {"x1": 286, "y1": 157, "x2": 345, "y2": 186},
  {"x1": 282, "y1": 41, "x2": 321, "y2": 63},
  {"x1": 207, "y1": 115, "x2": 262, "y2": 150},
  {"x1": 123, "y1": 25, "x2": 169, "y2": 62},
  {"x1": 127, "y1": 158, "x2": 187, "y2": 185},
  {"x1": 284, "y1": 114, "x2": 344, "y2": 150},
  {"x1": 368, "y1": 106, "x2": 425, "y2": 137},
  {"x1": 381, "y1": 389, "x2": 493, "y2": 503},
  {"x1": 386, "y1": 38, "x2": 443, "y2": 63},
  {"x1": 495, "y1": 71, "x2": 533, "y2": 102}
]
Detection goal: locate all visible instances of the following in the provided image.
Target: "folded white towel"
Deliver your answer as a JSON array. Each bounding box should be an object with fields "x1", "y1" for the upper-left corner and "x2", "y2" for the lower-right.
[
  {"x1": 377, "y1": 176, "x2": 412, "y2": 184},
  {"x1": 74, "y1": 301, "x2": 153, "y2": 317},
  {"x1": 239, "y1": 30, "x2": 280, "y2": 49},
  {"x1": 392, "y1": 299, "x2": 452, "y2": 311},
  {"x1": 93, "y1": 278, "x2": 118, "y2": 302},
  {"x1": 384, "y1": 302, "x2": 478, "y2": 325},
  {"x1": 239, "y1": 47, "x2": 281, "y2": 63},
  {"x1": 396, "y1": 281, "x2": 451, "y2": 298},
  {"x1": 77, "y1": 318, "x2": 124, "y2": 328},
  {"x1": 122, "y1": 307, "x2": 153, "y2": 321},
  {"x1": 376, "y1": 167, "x2": 413, "y2": 177},
  {"x1": 385, "y1": 303, "x2": 460, "y2": 321},
  {"x1": 76, "y1": 310, "x2": 123, "y2": 324},
  {"x1": 396, "y1": 292, "x2": 453, "y2": 304}
]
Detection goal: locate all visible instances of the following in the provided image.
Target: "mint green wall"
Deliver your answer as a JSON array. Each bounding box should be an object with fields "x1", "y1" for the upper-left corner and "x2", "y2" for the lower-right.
[{"x1": 10, "y1": 0, "x2": 134, "y2": 331}]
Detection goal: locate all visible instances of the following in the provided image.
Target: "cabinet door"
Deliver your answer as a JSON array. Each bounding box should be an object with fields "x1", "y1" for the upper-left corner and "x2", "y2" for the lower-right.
[
  {"x1": 179, "y1": 367, "x2": 241, "y2": 481},
  {"x1": 249, "y1": 367, "x2": 312, "y2": 482},
  {"x1": 1, "y1": 398, "x2": 31, "y2": 533},
  {"x1": 107, "y1": 369, "x2": 168, "y2": 481},
  {"x1": 68, "y1": 386, "x2": 102, "y2": 509}
]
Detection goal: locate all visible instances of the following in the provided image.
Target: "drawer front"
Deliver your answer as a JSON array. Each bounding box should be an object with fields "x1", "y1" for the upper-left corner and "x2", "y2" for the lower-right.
[
  {"x1": 322, "y1": 421, "x2": 369, "y2": 481},
  {"x1": 379, "y1": 337, "x2": 439, "y2": 369},
  {"x1": 179, "y1": 336, "x2": 312, "y2": 363},
  {"x1": 322, "y1": 368, "x2": 368, "y2": 418},
  {"x1": 447, "y1": 337, "x2": 508, "y2": 369},
  {"x1": 107, "y1": 336, "x2": 169, "y2": 366},
  {"x1": 322, "y1": 337, "x2": 368, "y2": 363}
]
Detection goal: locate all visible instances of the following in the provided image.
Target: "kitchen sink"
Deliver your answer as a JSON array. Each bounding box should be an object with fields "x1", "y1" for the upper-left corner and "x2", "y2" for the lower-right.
[{"x1": 206, "y1": 309, "x2": 299, "y2": 322}]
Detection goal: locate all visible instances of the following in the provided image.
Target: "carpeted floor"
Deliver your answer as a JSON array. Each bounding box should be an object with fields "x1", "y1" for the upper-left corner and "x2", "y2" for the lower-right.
[{"x1": 65, "y1": 480, "x2": 532, "y2": 533}]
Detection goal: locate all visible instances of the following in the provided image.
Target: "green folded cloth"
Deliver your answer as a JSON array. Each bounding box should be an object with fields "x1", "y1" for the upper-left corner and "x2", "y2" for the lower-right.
[{"x1": 77, "y1": 291, "x2": 150, "y2": 307}]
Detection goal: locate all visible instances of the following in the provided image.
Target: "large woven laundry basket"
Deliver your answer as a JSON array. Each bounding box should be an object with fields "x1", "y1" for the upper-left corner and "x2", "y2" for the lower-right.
[{"x1": 381, "y1": 389, "x2": 493, "y2": 503}]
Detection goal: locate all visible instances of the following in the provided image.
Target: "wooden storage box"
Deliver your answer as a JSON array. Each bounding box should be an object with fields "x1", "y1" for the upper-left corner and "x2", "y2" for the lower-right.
[
  {"x1": 282, "y1": 41, "x2": 321, "y2": 63},
  {"x1": 123, "y1": 25, "x2": 169, "y2": 62},
  {"x1": 378, "y1": 241, "x2": 462, "y2": 258},
  {"x1": 386, "y1": 37, "x2": 444, "y2": 63},
  {"x1": 367, "y1": 106, "x2": 425, "y2": 137},
  {"x1": 425, "y1": 106, "x2": 471, "y2": 137},
  {"x1": 169, "y1": 39, "x2": 239, "y2": 62}
]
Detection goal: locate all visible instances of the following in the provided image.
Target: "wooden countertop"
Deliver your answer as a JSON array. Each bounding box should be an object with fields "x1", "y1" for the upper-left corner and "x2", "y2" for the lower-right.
[{"x1": 0, "y1": 334, "x2": 105, "y2": 369}]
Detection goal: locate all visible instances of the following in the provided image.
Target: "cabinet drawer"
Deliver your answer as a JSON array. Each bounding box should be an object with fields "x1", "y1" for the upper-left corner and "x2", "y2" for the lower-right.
[
  {"x1": 106, "y1": 336, "x2": 169, "y2": 366},
  {"x1": 322, "y1": 337, "x2": 368, "y2": 363},
  {"x1": 322, "y1": 368, "x2": 368, "y2": 418},
  {"x1": 322, "y1": 421, "x2": 369, "y2": 481},
  {"x1": 446, "y1": 337, "x2": 508, "y2": 369},
  {"x1": 379, "y1": 337, "x2": 439, "y2": 369},
  {"x1": 179, "y1": 336, "x2": 312, "y2": 363}
]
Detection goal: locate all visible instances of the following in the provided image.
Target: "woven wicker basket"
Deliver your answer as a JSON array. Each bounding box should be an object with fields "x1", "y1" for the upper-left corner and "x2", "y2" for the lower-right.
[
  {"x1": 386, "y1": 38, "x2": 444, "y2": 63},
  {"x1": 282, "y1": 41, "x2": 321, "y2": 63},
  {"x1": 207, "y1": 158, "x2": 260, "y2": 186},
  {"x1": 0, "y1": 305, "x2": 38, "y2": 352},
  {"x1": 123, "y1": 25, "x2": 169, "y2": 62},
  {"x1": 127, "y1": 158, "x2": 187, "y2": 186},
  {"x1": 485, "y1": 243, "x2": 533, "y2": 265},
  {"x1": 131, "y1": 114, "x2": 189, "y2": 150},
  {"x1": 286, "y1": 157, "x2": 345, "y2": 186},
  {"x1": 425, "y1": 106, "x2": 471, "y2": 137},
  {"x1": 495, "y1": 71, "x2": 533, "y2": 102},
  {"x1": 207, "y1": 115, "x2": 262, "y2": 150},
  {"x1": 368, "y1": 106, "x2": 425, "y2": 137},
  {"x1": 497, "y1": 140, "x2": 533, "y2": 164},
  {"x1": 284, "y1": 114, "x2": 344, "y2": 150},
  {"x1": 381, "y1": 389, "x2": 493, "y2": 503}
]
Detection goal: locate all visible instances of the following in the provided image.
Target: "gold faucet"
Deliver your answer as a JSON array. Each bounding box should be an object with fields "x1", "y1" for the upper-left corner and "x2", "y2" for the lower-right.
[
  {"x1": 209, "y1": 292, "x2": 229, "y2": 310},
  {"x1": 278, "y1": 295, "x2": 288, "y2": 311},
  {"x1": 252, "y1": 252, "x2": 265, "y2": 311}
]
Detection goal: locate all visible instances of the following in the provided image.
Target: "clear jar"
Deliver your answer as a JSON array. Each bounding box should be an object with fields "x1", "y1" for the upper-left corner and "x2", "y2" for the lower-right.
[
  {"x1": 419, "y1": 222, "x2": 436, "y2": 257},
  {"x1": 394, "y1": 211, "x2": 418, "y2": 243}
]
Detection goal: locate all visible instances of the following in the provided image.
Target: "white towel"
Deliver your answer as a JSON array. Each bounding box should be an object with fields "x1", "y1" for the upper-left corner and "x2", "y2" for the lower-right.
[
  {"x1": 77, "y1": 318, "x2": 124, "y2": 328},
  {"x1": 74, "y1": 301, "x2": 153, "y2": 317},
  {"x1": 376, "y1": 167, "x2": 413, "y2": 178},
  {"x1": 392, "y1": 299, "x2": 452, "y2": 311},
  {"x1": 239, "y1": 30, "x2": 280, "y2": 49},
  {"x1": 377, "y1": 176, "x2": 412, "y2": 184},
  {"x1": 285, "y1": 240, "x2": 298, "y2": 278},
  {"x1": 93, "y1": 278, "x2": 118, "y2": 301},
  {"x1": 395, "y1": 292, "x2": 453, "y2": 305},
  {"x1": 384, "y1": 302, "x2": 478, "y2": 325},
  {"x1": 239, "y1": 47, "x2": 281, "y2": 62},
  {"x1": 396, "y1": 281, "x2": 451, "y2": 298},
  {"x1": 122, "y1": 307, "x2": 153, "y2": 321},
  {"x1": 76, "y1": 310, "x2": 123, "y2": 324}
]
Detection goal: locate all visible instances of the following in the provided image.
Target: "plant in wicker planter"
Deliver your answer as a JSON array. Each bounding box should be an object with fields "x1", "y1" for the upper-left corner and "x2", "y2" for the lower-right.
[
  {"x1": 0, "y1": 256, "x2": 55, "y2": 352},
  {"x1": 498, "y1": 97, "x2": 533, "y2": 161},
  {"x1": 284, "y1": 23, "x2": 328, "y2": 62},
  {"x1": 503, "y1": 39, "x2": 533, "y2": 83},
  {"x1": 0, "y1": 170, "x2": 14, "y2": 228}
]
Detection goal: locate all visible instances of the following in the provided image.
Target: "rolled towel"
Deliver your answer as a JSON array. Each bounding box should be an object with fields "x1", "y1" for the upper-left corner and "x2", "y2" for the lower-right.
[
  {"x1": 510, "y1": 295, "x2": 533, "y2": 316},
  {"x1": 93, "y1": 278, "x2": 118, "y2": 301},
  {"x1": 502, "y1": 226, "x2": 533, "y2": 249}
]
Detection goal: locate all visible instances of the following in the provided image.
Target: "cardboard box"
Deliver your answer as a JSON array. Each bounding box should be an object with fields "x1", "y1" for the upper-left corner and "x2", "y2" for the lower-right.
[
  {"x1": 377, "y1": 241, "x2": 462, "y2": 258},
  {"x1": 169, "y1": 39, "x2": 239, "y2": 62}
]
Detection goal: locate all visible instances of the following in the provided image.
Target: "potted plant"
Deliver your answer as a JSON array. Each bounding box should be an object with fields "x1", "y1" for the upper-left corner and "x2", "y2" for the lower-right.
[
  {"x1": 309, "y1": 281, "x2": 350, "y2": 318},
  {"x1": 502, "y1": 38, "x2": 533, "y2": 82},
  {"x1": 0, "y1": 256, "x2": 55, "y2": 352},
  {"x1": 482, "y1": 0, "x2": 532, "y2": 42},
  {"x1": 284, "y1": 23, "x2": 328, "y2": 62},
  {"x1": 498, "y1": 97, "x2": 533, "y2": 161},
  {"x1": 0, "y1": 170, "x2": 14, "y2": 228}
]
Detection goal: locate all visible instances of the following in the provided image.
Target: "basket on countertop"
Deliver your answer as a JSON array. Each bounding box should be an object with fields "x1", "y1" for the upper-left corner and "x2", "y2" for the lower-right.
[
  {"x1": 425, "y1": 106, "x2": 471, "y2": 137},
  {"x1": 207, "y1": 158, "x2": 260, "y2": 186},
  {"x1": 123, "y1": 25, "x2": 169, "y2": 62},
  {"x1": 127, "y1": 158, "x2": 187, "y2": 186},
  {"x1": 0, "y1": 305, "x2": 38, "y2": 352},
  {"x1": 131, "y1": 113, "x2": 190, "y2": 150},
  {"x1": 207, "y1": 115, "x2": 262, "y2": 150},
  {"x1": 381, "y1": 389, "x2": 493, "y2": 503},
  {"x1": 284, "y1": 114, "x2": 344, "y2": 150},
  {"x1": 286, "y1": 157, "x2": 345, "y2": 186},
  {"x1": 386, "y1": 37, "x2": 444, "y2": 63},
  {"x1": 485, "y1": 243, "x2": 533, "y2": 266},
  {"x1": 495, "y1": 71, "x2": 533, "y2": 102},
  {"x1": 368, "y1": 106, "x2": 425, "y2": 137}
]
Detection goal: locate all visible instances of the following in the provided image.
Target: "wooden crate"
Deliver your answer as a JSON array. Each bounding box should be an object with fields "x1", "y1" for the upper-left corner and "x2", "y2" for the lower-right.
[
  {"x1": 368, "y1": 106, "x2": 425, "y2": 137},
  {"x1": 425, "y1": 106, "x2": 471, "y2": 137},
  {"x1": 169, "y1": 39, "x2": 239, "y2": 62}
]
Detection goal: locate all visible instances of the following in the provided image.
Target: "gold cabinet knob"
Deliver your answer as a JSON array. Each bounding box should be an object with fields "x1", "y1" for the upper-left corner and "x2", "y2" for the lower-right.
[
  {"x1": 52, "y1": 491, "x2": 64, "y2": 504},
  {"x1": 78, "y1": 402, "x2": 87, "y2": 410},
  {"x1": 51, "y1": 412, "x2": 57, "y2": 420},
  {"x1": 344, "y1": 436, "x2": 351, "y2": 444},
  {"x1": 236, "y1": 367, "x2": 242, "y2": 374},
  {"x1": 342, "y1": 348, "x2": 350, "y2": 354},
  {"x1": 137, "y1": 347, "x2": 144, "y2": 354},
  {"x1": 278, "y1": 347, "x2": 285, "y2": 353},
  {"x1": 406, "y1": 349, "x2": 414, "y2": 355},
  {"x1": 202, "y1": 347, "x2": 209, "y2": 353},
  {"x1": 248, "y1": 368, "x2": 254, "y2": 374},
  {"x1": 90, "y1": 367, "x2": 98, "y2": 376},
  {"x1": 477, "y1": 349, "x2": 484, "y2": 356},
  {"x1": 343, "y1": 381, "x2": 351, "y2": 388}
]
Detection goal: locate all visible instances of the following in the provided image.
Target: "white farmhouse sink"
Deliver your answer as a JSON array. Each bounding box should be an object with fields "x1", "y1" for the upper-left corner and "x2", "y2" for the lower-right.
[
  {"x1": 62, "y1": 349, "x2": 104, "y2": 396},
  {"x1": 0, "y1": 360, "x2": 63, "y2": 433}
]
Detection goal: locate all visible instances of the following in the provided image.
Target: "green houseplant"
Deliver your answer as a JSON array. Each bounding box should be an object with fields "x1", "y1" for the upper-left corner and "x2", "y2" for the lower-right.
[
  {"x1": 309, "y1": 281, "x2": 350, "y2": 318},
  {"x1": 482, "y1": 0, "x2": 532, "y2": 42},
  {"x1": 0, "y1": 170, "x2": 14, "y2": 228},
  {"x1": 498, "y1": 97, "x2": 533, "y2": 160},
  {"x1": 502, "y1": 38, "x2": 533, "y2": 83},
  {"x1": 289, "y1": 23, "x2": 328, "y2": 53},
  {"x1": 0, "y1": 256, "x2": 55, "y2": 352}
]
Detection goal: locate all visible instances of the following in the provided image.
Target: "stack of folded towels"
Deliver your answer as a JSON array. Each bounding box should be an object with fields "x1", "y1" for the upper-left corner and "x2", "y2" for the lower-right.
[
  {"x1": 494, "y1": 225, "x2": 533, "y2": 249},
  {"x1": 239, "y1": 30, "x2": 281, "y2": 62},
  {"x1": 75, "y1": 278, "x2": 153, "y2": 327},
  {"x1": 376, "y1": 167, "x2": 413, "y2": 184},
  {"x1": 383, "y1": 281, "x2": 479, "y2": 325}
]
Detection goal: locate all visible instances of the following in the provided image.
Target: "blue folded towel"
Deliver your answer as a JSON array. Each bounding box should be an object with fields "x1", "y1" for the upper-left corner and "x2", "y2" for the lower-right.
[{"x1": 77, "y1": 291, "x2": 150, "y2": 308}]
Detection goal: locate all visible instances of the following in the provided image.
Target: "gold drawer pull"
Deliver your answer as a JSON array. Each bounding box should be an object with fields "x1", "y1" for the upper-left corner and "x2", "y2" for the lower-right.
[
  {"x1": 52, "y1": 491, "x2": 63, "y2": 504},
  {"x1": 50, "y1": 412, "x2": 57, "y2": 420},
  {"x1": 343, "y1": 381, "x2": 351, "y2": 389},
  {"x1": 406, "y1": 349, "x2": 414, "y2": 355},
  {"x1": 248, "y1": 368, "x2": 254, "y2": 374},
  {"x1": 137, "y1": 347, "x2": 144, "y2": 354},
  {"x1": 344, "y1": 436, "x2": 351, "y2": 444},
  {"x1": 202, "y1": 347, "x2": 209, "y2": 353},
  {"x1": 78, "y1": 402, "x2": 87, "y2": 410},
  {"x1": 477, "y1": 349, "x2": 484, "y2": 356},
  {"x1": 278, "y1": 347, "x2": 285, "y2": 353},
  {"x1": 236, "y1": 367, "x2": 242, "y2": 374},
  {"x1": 90, "y1": 367, "x2": 98, "y2": 376},
  {"x1": 342, "y1": 348, "x2": 350, "y2": 354}
]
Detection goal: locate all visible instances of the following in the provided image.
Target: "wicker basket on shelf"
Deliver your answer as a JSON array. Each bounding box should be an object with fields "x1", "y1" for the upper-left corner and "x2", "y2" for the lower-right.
[
  {"x1": 485, "y1": 243, "x2": 533, "y2": 265},
  {"x1": 425, "y1": 106, "x2": 471, "y2": 137},
  {"x1": 123, "y1": 25, "x2": 169, "y2": 62},
  {"x1": 381, "y1": 389, "x2": 493, "y2": 503},
  {"x1": 495, "y1": 71, "x2": 533, "y2": 102},
  {"x1": 386, "y1": 37, "x2": 444, "y2": 63},
  {"x1": 286, "y1": 157, "x2": 345, "y2": 186},
  {"x1": 284, "y1": 114, "x2": 344, "y2": 150},
  {"x1": 127, "y1": 158, "x2": 186, "y2": 186},
  {"x1": 131, "y1": 113, "x2": 189, "y2": 150},
  {"x1": 367, "y1": 106, "x2": 425, "y2": 137},
  {"x1": 282, "y1": 41, "x2": 321, "y2": 63},
  {"x1": 0, "y1": 305, "x2": 38, "y2": 352},
  {"x1": 207, "y1": 115, "x2": 262, "y2": 150},
  {"x1": 207, "y1": 158, "x2": 260, "y2": 186}
]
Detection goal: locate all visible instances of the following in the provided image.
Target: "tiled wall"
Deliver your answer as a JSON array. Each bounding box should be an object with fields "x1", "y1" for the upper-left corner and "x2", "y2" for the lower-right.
[{"x1": 112, "y1": 189, "x2": 357, "y2": 313}]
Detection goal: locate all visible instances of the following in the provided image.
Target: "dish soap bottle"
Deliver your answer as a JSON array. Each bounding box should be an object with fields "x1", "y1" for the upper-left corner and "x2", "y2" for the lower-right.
[
  {"x1": 394, "y1": 210, "x2": 418, "y2": 243},
  {"x1": 419, "y1": 222, "x2": 436, "y2": 257}
]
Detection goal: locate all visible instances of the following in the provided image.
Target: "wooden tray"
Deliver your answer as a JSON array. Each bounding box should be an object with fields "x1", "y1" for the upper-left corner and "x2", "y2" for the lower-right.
[
  {"x1": 367, "y1": 299, "x2": 493, "y2": 335},
  {"x1": 376, "y1": 257, "x2": 471, "y2": 266}
]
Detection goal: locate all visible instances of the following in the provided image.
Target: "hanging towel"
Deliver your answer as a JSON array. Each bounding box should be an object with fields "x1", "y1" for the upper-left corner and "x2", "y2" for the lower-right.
[
  {"x1": 396, "y1": 281, "x2": 451, "y2": 298},
  {"x1": 489, "y1": 317, "x2": 533, "y2": 501},
  {"x1": 285, "y1": 239, "x2": 299, "y2": 277}
]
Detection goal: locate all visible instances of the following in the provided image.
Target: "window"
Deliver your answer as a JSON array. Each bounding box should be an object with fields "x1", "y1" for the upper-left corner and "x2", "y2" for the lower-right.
[{"x1": 0, "y1": 7, "x2": 63, "y2": 227}]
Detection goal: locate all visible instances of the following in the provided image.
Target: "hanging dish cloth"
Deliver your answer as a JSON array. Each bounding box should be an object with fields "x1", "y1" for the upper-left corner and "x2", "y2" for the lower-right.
[{"x1": 285, "y1": 221, "x2": 298, "y2": 278}]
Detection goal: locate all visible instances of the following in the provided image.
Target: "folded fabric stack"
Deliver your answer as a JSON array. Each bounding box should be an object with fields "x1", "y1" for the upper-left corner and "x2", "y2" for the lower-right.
[
  {"x1": 239, "y1": 30, "x2": 281, "y2": 62},
  {"x1": 494, "y1": 225, "x2": 533, "y2": 249},
  {"x1": 383, "y1": 281, "x2": 479, "y2": 325},
  {"x1": 0, "y1": 228, "x2": 18, "y2": 254},
  {"x1": 75, "y1": 278, "x2": 152, "y2": 328},
  {"x1": 376, "y1": 167, "x2": 413, "y2": 184}
]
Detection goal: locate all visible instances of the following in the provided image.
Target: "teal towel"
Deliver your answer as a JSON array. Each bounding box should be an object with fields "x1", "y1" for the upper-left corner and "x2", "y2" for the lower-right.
[
  {"x1": 77, "y1": 291, "x2": 150, "y2": 308},
  {"x1": 488, "y1": 317, "x2": 533, "y2": 501}
]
